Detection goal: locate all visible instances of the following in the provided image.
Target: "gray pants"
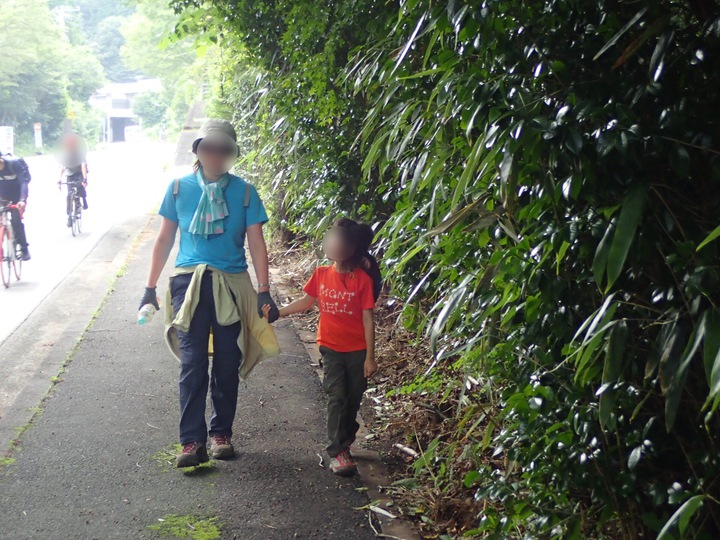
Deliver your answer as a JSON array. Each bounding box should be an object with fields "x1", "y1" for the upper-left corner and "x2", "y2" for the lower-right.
[{"x1": 320, "y1": 346, "x2": 368, "y2": 457}]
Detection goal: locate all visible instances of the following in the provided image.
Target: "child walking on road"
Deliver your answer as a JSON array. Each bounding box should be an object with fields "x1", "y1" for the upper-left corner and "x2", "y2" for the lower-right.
[{"x1": 264, "y1": 218, "x2": 381, "y2": 476}]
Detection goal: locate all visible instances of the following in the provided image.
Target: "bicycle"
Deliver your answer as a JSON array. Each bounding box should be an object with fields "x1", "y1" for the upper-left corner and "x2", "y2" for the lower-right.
[
  {"x1": 59, "y1": 180, "x2": 83, "y2": 237},
  {"x1": 0, "y1": 201, "x2": 23, "y2": 288}
]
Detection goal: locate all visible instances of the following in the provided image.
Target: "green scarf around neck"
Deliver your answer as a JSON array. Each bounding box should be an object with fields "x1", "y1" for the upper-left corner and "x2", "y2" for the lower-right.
[{"x1": 189, "y1": 167, "x2": 230, "y2": 238}]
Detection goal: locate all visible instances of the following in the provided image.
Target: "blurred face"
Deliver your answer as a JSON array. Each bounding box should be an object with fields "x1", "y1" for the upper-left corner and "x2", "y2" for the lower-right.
[
  {"x1": 196, "y1": 140, "x2": 236, "y2": 178},
  {"x1": 323, "y1": 228, "x2": 355, "y2": 262},
  {"x1": 63, "y1": 135, "x2": 78, "y2": 151}
]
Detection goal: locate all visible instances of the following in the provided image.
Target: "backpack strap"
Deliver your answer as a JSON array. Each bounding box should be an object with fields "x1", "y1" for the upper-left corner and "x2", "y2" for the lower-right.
[{"x1": 173, "y1": 177, "x2": 252, "y2": 207}]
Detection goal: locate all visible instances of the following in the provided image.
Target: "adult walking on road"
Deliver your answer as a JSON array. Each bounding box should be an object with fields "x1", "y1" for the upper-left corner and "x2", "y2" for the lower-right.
[{"x1": 140, "y1": 119, "x2": 280, "y2": 468}]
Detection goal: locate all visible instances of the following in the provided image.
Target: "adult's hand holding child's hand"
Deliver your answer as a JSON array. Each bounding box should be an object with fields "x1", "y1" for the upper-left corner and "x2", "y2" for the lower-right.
[{"x1": 258, "y1": 291, "x2": 279, "y2": 323}]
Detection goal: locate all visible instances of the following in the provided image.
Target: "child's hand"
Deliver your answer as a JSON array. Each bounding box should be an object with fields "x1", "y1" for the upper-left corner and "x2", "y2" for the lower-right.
[
  {"x1": 261, "y1": 304, "x2": 272, "y2": 320},
  {"x1": 364, "y1": 357, "x2": 378, "y2": 379}
]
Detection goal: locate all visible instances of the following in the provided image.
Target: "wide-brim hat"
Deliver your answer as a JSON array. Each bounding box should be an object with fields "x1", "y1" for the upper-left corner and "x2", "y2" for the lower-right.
[{"x1": 192, "y1": 119, "x2": 240, "y2": 157}]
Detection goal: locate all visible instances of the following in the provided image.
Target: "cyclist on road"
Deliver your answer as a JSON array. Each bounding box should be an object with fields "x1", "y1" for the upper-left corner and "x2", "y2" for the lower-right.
[
  {"x1": 57, "y1": 133, "x2": 89, "y2": 228},
  {"x1": 0, "y1": 153, "x2": 31, "y2": 261}
]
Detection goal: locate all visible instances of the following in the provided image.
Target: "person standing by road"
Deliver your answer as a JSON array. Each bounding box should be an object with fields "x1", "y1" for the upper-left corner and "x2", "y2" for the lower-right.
[
  {"x1": 264, "y1": 217, "x2": 381, "y2": 476},
  {"x1": 140, "y1": 119, "x2": 280, "y2": 468},
  {"x1": 0, "y1": 153, "x2": 32, "y2": 261}
]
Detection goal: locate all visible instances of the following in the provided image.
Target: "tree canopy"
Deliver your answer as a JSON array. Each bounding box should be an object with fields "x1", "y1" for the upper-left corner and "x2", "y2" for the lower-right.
[{"x1": 0, "y1": 0, "x2": 103, "y2": 142}]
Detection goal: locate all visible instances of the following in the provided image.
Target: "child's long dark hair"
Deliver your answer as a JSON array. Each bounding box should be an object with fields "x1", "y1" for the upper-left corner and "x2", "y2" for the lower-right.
[{"x1": 333, "y1": 217, "x2": 382, "y2": 301}]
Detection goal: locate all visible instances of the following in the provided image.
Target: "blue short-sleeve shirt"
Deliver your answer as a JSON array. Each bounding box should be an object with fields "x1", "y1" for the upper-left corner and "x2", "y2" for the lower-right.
[{"x1": 159, "y1": 173, "x2": 268, "y2": 273}]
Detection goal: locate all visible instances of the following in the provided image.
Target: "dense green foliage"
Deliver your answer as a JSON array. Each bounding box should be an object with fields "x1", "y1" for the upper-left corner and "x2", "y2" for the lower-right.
[
  {"x1": 0, "y1": 0, "x2": 105, "y2": 145},
  {"x1": 174, "y1": 0, "x2": 720, "y2": 537},
  {"x1": 93, "y1": 15, "x2": 140, "y2": 82},
  {"x1": 2, "y1": 0, "x2": 189, "y2": 148},
  {"x1": 1, "y1": 0, "x2": 148, "y2": 147},
  {"x1": 121, "y1": 0, "x2": 214, "y2": 132},
  {"x1": 51, "y1": 0, "x2": 139, "y2": 82},
  {"x1": 132, "y1": 91, "x2": 170, "y2": 127}
]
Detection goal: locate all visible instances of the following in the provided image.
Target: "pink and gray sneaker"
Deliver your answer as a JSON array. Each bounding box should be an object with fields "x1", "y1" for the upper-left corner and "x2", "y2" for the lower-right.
[{"x1": 330, "y1": 449, "x2": 357, "y2": 476}]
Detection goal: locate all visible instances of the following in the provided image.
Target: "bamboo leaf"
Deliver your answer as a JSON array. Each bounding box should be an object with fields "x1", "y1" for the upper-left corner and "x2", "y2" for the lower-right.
[
  {"x1": 593, "y1": 8, "x2": 648, "y2": 61},
  {"x1": 599, "y1": 321, "x2": 628, "y2": 427},
  {"x1": 426, "y1": 198, "x2": 488, "y2": 236},
  {"x1": 649, "y1": 30, "x2": 675, "y2": 82},
  {"x1": 696, "y1": 224, "x2": 720, "y2": 252},
  {"x1": 392, "y1": 13, "x2": 427, "y2": 73},
  {"x1": 556, "y1": 241, "x2": 571, "y2": 275},
  {"x1": 430, "y1": 274, "x2": 475, "y2": 355},
  {"x1": 703, "y1": 311, "x2": 720, "y2": 383},
  {"x1": 627, "y1": 445, "x2": 643, "y2": 470},
  {"x1": 606, "y1": 184, "x2": 647, "y2": 290},
  {"x1": 705, "y1": 348, "x2": 720, "y2": 412},
  {"x1": 646, "y1": 316, "x2": 679, "y2": 381},
  {"x1": 666, "y1": 312, "x2": 708, "y2": 432},
  {"x1": 603, "y1": 320, "x2": 628, "y2": 383},
  {"x1": 395, "y1": 243, "x2": 427, "y2": 271},
  {"x1": 657, "y1": 495, "x2": 705, "y2": 540},
  {"x1": 658, "y1": 322, "x2": 686, "y2": 394},
  {"x1": 592, "y1": 218, "x2": 615, "y2": 287},
  {"x1": 398, "y1": 68, "x2": 445, "y2": 80},
  {"x1": 573, "y1": 294, "x2": 616, "y2": 345},
  {"x1": 612, "y1": 16, "x2": 672, "y2": 69}
]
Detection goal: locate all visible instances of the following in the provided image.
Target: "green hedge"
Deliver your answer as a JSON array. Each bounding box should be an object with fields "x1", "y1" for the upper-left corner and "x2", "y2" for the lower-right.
[{"x1": 173, "y1": 0, "x2": 720, "y2": 536}]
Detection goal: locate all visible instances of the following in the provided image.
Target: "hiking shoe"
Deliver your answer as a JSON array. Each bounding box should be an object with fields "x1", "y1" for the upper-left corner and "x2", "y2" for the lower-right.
[
  {"x1": 330, "y1": 450, "x2": 357, "y2": 476},
  {"x1": 67, "y1": 216, "x2": 72, "y2": 227},
  {"x1": 176, "y1": 442, "x2": 209, "y2": 468},
  {"x1": 21, "y1": 247, "x2": 31, "y2": 261},
  {"x1": 83, "y1": 199, "x2": 88, "y2": 210},
  {"x1": 210, "y1": 434, "x2": 235, "y2": 459}
]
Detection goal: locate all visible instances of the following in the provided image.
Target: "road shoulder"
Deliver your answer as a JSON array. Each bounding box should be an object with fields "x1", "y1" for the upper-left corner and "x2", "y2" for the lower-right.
[{"x1": 0, "y1": 214, "x2": 151, "y2": 454}]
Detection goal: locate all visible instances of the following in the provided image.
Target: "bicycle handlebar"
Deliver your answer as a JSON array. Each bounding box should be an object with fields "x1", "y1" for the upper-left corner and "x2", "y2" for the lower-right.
[{"x1": 58, "y1": 181, "x2": 84, "y2": 193}]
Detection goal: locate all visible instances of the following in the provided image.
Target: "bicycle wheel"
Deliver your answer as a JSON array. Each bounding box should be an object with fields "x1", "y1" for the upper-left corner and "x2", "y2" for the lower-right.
[
  {"x1": 13, "y1": 242, "x2": 22, "y2": 281},
  {"x1": 1, "y1": 225, "x2": 10, "y2": 289},
  {"x1": 71, "y1": 198, "x2": 78, "y2": 237},
  {"x1": 76, "y1": 199, "x2": 82, "y2": 234}
]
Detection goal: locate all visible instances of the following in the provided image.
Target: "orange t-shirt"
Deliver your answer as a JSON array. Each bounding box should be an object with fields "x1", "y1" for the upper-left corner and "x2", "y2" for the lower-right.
[{"x1": 303, "y1": 265, "x2": 376, "y2": 352}]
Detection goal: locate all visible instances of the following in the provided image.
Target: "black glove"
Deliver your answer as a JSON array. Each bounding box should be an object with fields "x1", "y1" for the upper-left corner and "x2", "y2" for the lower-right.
[
  {"x1": 258, "y1": 291, "x2": 279, "y2": 323},
  {"x1": 139, "y1": 286, "x2": 160, "y2": 311}
]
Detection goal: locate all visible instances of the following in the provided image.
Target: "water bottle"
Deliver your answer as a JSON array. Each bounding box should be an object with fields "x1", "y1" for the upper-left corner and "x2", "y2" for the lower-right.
[{"x1": 137, "y1": 304, "x2": 156, "y2": 325}]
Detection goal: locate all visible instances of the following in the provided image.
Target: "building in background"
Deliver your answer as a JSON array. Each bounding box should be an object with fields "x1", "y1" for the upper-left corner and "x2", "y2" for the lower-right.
[{"x1": 89, "y1": 79, "x2": 162, "y2": 143}]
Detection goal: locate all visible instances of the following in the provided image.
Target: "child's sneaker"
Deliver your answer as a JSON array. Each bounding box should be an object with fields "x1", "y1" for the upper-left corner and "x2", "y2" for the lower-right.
[
  {"x1": 176, "y1": 442, "x2": 209, "y2": 468},
  {"x1": 330, "y1": 449, "x2": 357, "y2": 476},
  {"x1": 210, "y1": 434, "x2": 235, "y2": 459}
]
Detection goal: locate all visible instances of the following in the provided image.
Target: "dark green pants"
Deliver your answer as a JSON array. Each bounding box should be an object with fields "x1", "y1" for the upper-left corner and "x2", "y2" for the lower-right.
[{"x1": 320, "y1": 346, "x2": 368, "y2": 457}]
